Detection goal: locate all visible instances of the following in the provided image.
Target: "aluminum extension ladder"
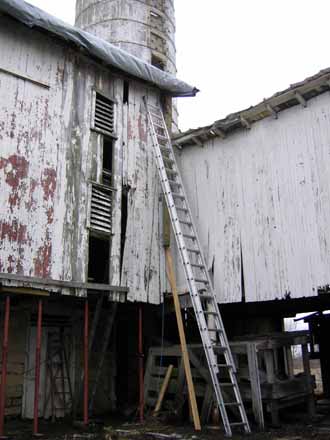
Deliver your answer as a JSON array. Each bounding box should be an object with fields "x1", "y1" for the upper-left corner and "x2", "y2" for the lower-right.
[{"x1": 144, "y1": 98, "x2": 251, "y2": 437}]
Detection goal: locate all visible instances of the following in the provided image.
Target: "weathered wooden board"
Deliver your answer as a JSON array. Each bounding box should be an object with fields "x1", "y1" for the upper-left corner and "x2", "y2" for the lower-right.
[
  {"x1": 178, "y1": 92, "x2": 330, "y2": 303},
  {"x1": 0, "y1": 18, "x2": 165, "y2": 304}
]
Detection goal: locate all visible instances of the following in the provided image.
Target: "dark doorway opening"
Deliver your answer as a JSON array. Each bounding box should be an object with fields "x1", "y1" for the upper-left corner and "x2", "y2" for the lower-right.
[{"x1": 88, "y1": 235, "x2": 110, "y2": 283}]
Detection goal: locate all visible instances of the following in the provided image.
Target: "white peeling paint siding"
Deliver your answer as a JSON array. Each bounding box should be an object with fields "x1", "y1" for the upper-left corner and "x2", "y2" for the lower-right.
[
  {"x1": 0, "y1": 17, "x2": 166, "y2": 304},
  {"x1": 177, "y1": 93, "x2": 330, "y2": 303},
  {"x1": 121, "y1": 83, "x2": 165, "y2": 304}
]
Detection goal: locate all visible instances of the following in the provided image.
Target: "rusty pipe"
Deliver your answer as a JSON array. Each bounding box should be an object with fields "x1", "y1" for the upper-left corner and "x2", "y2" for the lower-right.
[
  {"x1": 138, "y1": 304, "x2": 144, "y2": 423},
  {"x1": 33, "y1": 299, "x2": 43, "y2": 436},
  {"x1": 0, "y1": 296, "x2": 10, "y2": 437},
  {"x1": 83, "y1": 299, "x2": 89, "y2": 427}
]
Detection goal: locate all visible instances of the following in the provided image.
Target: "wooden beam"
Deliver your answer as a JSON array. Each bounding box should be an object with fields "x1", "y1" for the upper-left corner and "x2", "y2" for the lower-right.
[
  {"x1": 0, "y1": 273, "x2": 128, "y2": 294},
  {"x1": 0, "y1": 66, "x2": 50, "y2": 89},
  {"x1": 211, "y1": 126, "x2": 226, "y2": 139},
  {"x1": 0, "y1": 286, "x2": 49, "y2": 296},
  {"x1": 165, "y1": 248, "x2": 201, "y2": 431},
  {"x1": 192, "y1": 136, "x2": 203, "y2": 147},
  {"x1": 240, "y1": 116, "x2": 251, "y2": 129},
  {"x1": 265, "y1": 103, "x2": 278, "y2": 119},
  {"x1": 295, "y1": 91, "x2": 307, "y2": 107},
  {"x1": 153, "y1": 364, "x2": 174, "y2": 415},
  {"x1": 246, "y1": 343, "x2": 264, "y2": 430}
]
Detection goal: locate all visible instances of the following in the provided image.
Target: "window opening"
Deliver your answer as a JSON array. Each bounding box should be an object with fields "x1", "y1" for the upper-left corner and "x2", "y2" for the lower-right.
[
  {"x1": 102, "y1": 137, "x2": 113, "y2": 186},
  {"x1": 123, "y1": 81, "x2": 129, "y2": 104},
  {"x1": 88, "y1": 235, "x2": 109, "y2": 283}
]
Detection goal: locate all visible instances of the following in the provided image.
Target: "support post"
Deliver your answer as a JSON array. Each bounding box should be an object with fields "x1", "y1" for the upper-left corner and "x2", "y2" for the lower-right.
[
  {"x1": 0, "y1": 296, "x2": 10, "y2": 438},
  {"x1": 138, "y1": 304, "x2": 144, "y2": 423},
  {"x1": 83, "y1": 299, "x2": 89, "y2": 427},
  {"x1": 33, "y1": 299, "x2": 43, "y2": 436},
  {"x1": 165, "y1": 248, "x2": 201, "y2": 431}
]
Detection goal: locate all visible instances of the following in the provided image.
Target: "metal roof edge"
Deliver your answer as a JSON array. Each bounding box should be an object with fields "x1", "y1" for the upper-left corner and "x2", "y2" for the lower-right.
[
  {"x1": 173, "y1": 68, "x2": 330, "y2": 146},
  {"x1": 0, "y1": 0, "x2": 198, "y2": 98}
]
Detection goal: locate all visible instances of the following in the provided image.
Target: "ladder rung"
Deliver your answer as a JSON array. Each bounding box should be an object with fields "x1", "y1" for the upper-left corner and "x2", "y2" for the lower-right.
[
  {"x1": 165, "y1": 167, "x2": 177, "y2": 174},
  {"x1": 194, "y1": 278, "x2": 209, "y2": 283},
  {"x1": 191, "y1": 263, "x2": 203, "y2": 268},
  {"x1": 230, "y1": 422, "x2": 247, "y2": 427},
  {"x1": 151, "y1": 112, "x2": 162, "y2": 119},
  {"x1": 199, "y1": 294, "x2": 213, "y2": 299},
  {"x1": 218, "y1": 364, "x2": 234, "y2": 368},
  {"x1": 153, "y1": 122, "x2": 165, "y2": 129},
  {"x1": 172, "y1": 192, "x2": 185, "y2": 199},
  {"x1": 207, "y1": 328, "x2": 222, "y2": 332},
  {"x1": 225, "y1": 402, "x2": 241, "y2": 407},
  {"x1": 163, "y1": 157, "x2": 175, "y2": 165},
  {"x1": 168, "y1": 179, "x2": 180, "y2": 186},
  {"x1": 183, "y1": 234, "x2": 196, "y2": 240},
  {"x1": 157, "y1": 134, "x2": 167, "y2": 140},
  {"x1": 219, "y1": 383, "x2": 235, "y2": 387},
  {"x1": 175, "y1": 206, "x2": 188, "y2": 212},
  {"x1": 204, "y1": 311, "x2": 217, "y2": 315},
  {"x1": 160, "y1": 146, "x2": 171, "y2": 154},
  {"x1": 180, "y1": 220, "x2": 192, "y2": 226},
  {"x1": 186, "y1": 248, "x2": 200, "y2": 254},
  {"x1": 213, "y1": 345, "x2": 228, "y2": 353}
]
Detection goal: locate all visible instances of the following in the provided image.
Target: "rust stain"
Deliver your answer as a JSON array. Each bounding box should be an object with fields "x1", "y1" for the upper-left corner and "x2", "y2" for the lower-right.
[
  {"x1": 34, "y1": 233, "x2": 52, "y2": 278},
  {"x1": 138, "y1": 113, "x2": 147, "y2": 143},
  {"x1": 127, "y1": 115, "x2": 134, "y2": 140},
  {"x1": 46, "y1": 207, "x2": 54, "y2": 224},
  {"x1": 0, "y1": 220, "x2": 28, "y2": 244},
  {"x1": 41, "y1": 167, "x2": 56, "y2": 201},
  {"x1": 0, "y1": 154, "x2": 29, "y2": 189}
]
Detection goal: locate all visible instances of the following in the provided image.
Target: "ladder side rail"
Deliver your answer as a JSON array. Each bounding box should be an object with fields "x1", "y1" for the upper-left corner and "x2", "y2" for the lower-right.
[
  {"x1": 145, "y1": 101, "x2": 250, "y2": 436},
  {"x1": 146, "y1": 105, "x2": 220, "y2": 371},
  {"x1": 229, "y1": 368, "x2": 250, "y2": 434},
  {"x1": 157, "y1": 108, "x2": 236, "y2": 372}
]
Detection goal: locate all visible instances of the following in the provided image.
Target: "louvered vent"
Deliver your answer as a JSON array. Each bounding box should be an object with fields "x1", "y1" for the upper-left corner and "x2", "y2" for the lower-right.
[
  {"x1": 94, "y1": 93, "x2": 115, "y2": 137},
  {"x1": 89, "y1": 183, "x2": 113, "y2": 235}
]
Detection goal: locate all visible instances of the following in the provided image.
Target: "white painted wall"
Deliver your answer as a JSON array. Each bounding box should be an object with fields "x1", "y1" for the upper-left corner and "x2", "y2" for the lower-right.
[
  {"x1": 177, "y1": 93, "x2": 330, "y2": 303},
  {"x1": 0, "y1": 18, "x2": 165, "y2": 304}
]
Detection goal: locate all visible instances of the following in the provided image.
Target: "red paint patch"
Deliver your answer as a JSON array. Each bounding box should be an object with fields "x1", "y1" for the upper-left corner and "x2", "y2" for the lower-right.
[
  {"x1": 41, "y1": 168, "x2": 56, "y2": 201},
  {"x1": 0, "y1": 154, "x2": 29, "y2": 189},
  {"x1": 0, "y1": 220, "x2": 27, "y2": 244},
  {"x1": 25, "y1": 178, "x2": 38, "y2": 210},
  {"x1": 34, "y1": 235, "x2": 52, "y2": 278},
  {"x1": 138, "y1": 113, "x2": 147, "y2": 143},
  {"x1": 127, "y1": 116, "x2": 134, "y2": 141},
  {"x1": 46, "y1": 207, "x2": 54, "y2": 224}
]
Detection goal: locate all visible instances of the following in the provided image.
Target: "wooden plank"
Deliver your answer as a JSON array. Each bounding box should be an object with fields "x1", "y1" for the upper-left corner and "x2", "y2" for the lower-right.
[
  {"x1": 0, "y1": 286, "x2": 49, "y2": 296},
  {"x1": 0, "y1": 273, "x2": 128, "y2": 293},
  {"x1": 153, "y1": 365, "x2": 174, "y2": 415},
  {"x1": 165, "y1": 248, "x2": 201, "y2": 431},
  {"x1": 246, "y1": 343, "x2": 264, "y2": 430},
  {"x1": 0, "y1": 66, "x2": 50, "y2": 89},
  {"x1": 173, "y1": 359, "x2": 186, "y2": 417},
  {"x1": 302, "y1": 343, "x2": 316, "y2": 417}
]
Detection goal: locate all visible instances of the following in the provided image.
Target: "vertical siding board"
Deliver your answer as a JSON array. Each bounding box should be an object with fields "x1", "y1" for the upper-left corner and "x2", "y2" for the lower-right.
[
  {"x1": 178, "y1": 93, "x2": 330, "y2": 303},
  {"x1": 121, "y1": 83, "x2": 163, "y2": 304}
]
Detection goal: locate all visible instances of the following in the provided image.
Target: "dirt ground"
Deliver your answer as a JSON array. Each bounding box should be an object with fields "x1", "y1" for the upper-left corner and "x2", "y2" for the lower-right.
[{"x1": 3, "y1": 411, "x2": 330, "y2": 440}]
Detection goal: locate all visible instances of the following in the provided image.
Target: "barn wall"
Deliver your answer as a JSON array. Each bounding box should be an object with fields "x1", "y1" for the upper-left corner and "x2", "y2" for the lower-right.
[
  {"x1": 0, "y1": 18, "x2": 165, "y2": 304},
  {"x1": 177, "y1": 92, "x2": 330, "y2": 303},
  {"x1": 121, "y1": 82, "x2": 166, "y2": 304}
]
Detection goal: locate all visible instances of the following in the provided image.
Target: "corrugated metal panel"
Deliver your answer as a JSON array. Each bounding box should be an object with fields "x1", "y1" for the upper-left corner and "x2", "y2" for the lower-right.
[{"x1": 177, "y1": 92, "x2": 330, "y2": 303}]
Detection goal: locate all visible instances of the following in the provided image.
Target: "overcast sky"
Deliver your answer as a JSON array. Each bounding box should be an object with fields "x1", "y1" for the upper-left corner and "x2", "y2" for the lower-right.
[{"x1": 27, "y1": 0, "x2": 330, "y2": 131}]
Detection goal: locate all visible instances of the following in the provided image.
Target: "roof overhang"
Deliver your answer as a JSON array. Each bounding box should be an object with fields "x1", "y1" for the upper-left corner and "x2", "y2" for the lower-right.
[
  {"x1": 173, "y1": 68, "x2": 330, "y2": 147},
  {"x1": 0, "y1": 0, "x2": 199, "y2": 98}
]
